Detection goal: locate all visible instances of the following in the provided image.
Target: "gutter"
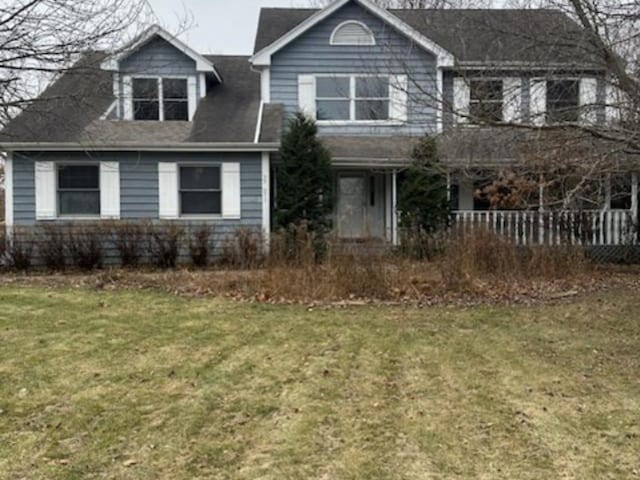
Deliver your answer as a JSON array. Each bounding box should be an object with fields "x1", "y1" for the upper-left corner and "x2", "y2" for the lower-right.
[{"x1": 0, "y1": 142, "x2": 281, "y2": 153}]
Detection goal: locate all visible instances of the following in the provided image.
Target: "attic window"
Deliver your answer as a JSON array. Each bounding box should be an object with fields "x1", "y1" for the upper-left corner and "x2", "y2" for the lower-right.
[
  {"x1": 132, "y1": 77, "x2": 189, "y2": 121},
  {"x1": 330, "y1": 21, "x2": 375, "y2": 46}
]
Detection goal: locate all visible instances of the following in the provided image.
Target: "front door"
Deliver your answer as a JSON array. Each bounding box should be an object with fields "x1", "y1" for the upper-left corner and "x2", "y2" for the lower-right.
[{"x1": 338, "y1": 175, "x2": 366, "y2": 239}]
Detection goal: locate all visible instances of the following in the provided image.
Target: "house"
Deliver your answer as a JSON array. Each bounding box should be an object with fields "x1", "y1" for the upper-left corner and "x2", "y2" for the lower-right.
[{"x1": 0, "y1": 0, "x2": 637, "y2": 257}]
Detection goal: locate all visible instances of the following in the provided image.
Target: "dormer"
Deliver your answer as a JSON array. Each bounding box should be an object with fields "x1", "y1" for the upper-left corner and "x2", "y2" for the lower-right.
[{"x1": 101, "y1": 25, "x2": 222, "y2": 122}]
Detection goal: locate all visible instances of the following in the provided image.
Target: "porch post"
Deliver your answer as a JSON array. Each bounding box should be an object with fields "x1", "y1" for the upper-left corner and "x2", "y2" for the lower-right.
[
  {"x1": 538, "y1": 174, "x2": 545, "y2": 245},
  {"x1": 392, "y1": 169, "x2": 399, "y2": 246},
  {"x1": 632, "y1": 173, "x2": 639, "y2": 225},
  {"x1": 385, "y1": 172, "x2": 393, "y2": 242}
]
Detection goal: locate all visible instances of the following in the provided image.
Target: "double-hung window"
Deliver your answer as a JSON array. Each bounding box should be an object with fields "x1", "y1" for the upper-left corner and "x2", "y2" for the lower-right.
[
  {"x1": 469, "y1": 80, "x2": 503, "y2": 122},
  {"x1": 546, "y1": 80, "x2": 579, "y2": 123},
  {"x1": 57, "y1": 165, "x2": 100, "y2": 216},
  {"x1": 132, "y1": 77, "x2": 189, "y2": 121},
  {"x1": 316, "y1": 75, "x2": 390, "y2": 122},
  {"x1": 179, "y1": 165, "x2": 222, "y2": 216}
]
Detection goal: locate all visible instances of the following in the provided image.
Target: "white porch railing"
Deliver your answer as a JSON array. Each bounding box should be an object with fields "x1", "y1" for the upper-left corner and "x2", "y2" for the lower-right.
[{"x1": 452, "y1": 210, "x2": 639, "y2": 247}]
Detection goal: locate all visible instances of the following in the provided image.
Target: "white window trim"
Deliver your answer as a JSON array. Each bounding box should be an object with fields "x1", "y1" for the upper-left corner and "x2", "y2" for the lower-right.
[
  {"x1": 178, "y1": 163, "x2": 224, "y2": 220},
  {"x1": 55, "y1": 162, "x2": 102, "y2": 220},
  {"x1": 314, "y1": 74, "x2": 400, "y2": 126},
  {"x1": 330, "y1": 20, "x2": 376, "y2": 46},
  {"x1": 130, "y1": 75, "x2": 192, "y2": 122}
]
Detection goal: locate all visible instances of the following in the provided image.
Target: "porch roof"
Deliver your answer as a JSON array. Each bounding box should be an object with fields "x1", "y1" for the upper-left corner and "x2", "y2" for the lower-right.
[
  {"x1": 321, "y1": 135, "x2": 418, "y2": 167},
  {"x1": 438, "y1": 127, "x2": 638, "y2": 170}
]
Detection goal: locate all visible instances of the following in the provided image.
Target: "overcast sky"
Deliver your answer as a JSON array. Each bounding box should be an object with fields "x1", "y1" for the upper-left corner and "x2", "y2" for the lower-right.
[{"x1": 147, "y1": 0, "x2": 313, "y2": 55}]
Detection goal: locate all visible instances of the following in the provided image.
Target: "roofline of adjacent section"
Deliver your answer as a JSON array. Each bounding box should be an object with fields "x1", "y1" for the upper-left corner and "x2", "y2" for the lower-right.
[
  {"x1": 0, "y1": 142, "x2": 280, "y2": 152},
  {"x1": 249, "y1": 0, "x2": 454, "y2": 67},
  {"x1": 451, "y1": 61, "x2": 606, "y2": 71},
  {"x1": 101, "y1": 24, "x2": 223, "y2": 82}
]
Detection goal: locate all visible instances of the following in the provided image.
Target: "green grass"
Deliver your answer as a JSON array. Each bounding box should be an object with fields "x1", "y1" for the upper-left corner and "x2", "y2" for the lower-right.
[{"x1": 0, "y1": 287, "x2": 639, "y2": 479}]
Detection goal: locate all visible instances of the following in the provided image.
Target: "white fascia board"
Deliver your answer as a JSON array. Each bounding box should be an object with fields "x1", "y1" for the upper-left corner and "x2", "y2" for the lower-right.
[
  {"x1": 250, "y1": 0, "x2": 454, "y2": 67},
  {"x1": 0, "y1": 142, "x2": 280, "y2": 152},
  {"x1": 101, "y1": 24, "x2": 223, "y2": 82}
]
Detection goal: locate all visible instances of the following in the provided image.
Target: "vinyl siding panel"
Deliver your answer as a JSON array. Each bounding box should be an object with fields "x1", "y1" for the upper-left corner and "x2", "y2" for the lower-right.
[
  {"x1": 270, "y1": 2, "x2": 438, "y2": 136},
  {"x1": 11, "y1": 151, "x2": 264, "y2": 264}
]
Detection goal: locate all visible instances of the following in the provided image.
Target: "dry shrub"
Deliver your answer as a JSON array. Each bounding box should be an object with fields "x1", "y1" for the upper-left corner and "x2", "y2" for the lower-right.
[
  {"x1": 438, "y1": 228, "x2": 590, "y2": 292},
  {"x1": 262, "y1": 233, "x2": 418, "y2": 301},
  {"x1": 111, "y1": 220, "x2": 148, "y2": 267},
  {"x1": 398, "y1": 228, "x2": 447, "y2": 260},
  {"x1": 0, "y1": 228, "x2": 6, "y2": 264},
  {"x1": 268, "y1": 224, "x2": 318, "y2": 267},
  {"x1": 220, "y1": 227, "x2": 262, "y2": 269},
  {"x1": 149, "y1": 222, "x2": 184, "y2": 269},
  {"x1": 39, "y1": 223, "x2": 67, "y2": 271},
  {"x1": 5, "y1": 227, "x2": 36, "y2": 271},
  {"x1": 188, "y1": 224, "x2": 212, "y2": 267},
  {"x1": 67, "y1": 223, "x2": 105, "y2": 271}
]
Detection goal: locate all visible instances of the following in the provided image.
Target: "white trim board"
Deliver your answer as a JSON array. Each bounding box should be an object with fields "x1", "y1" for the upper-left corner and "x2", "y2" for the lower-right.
[
  {"x1": 250, "y1": 0, "x2": 454, "y2": 67},
  {"x1": 4, "y1": 152, "x2": 13, "y2": 229},
  {"x1": 101, "y1": 24, "x2": 223, "y2": 81}
]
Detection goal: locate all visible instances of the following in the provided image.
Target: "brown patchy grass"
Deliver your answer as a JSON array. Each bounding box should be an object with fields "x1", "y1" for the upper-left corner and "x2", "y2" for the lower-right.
[{"x1": 0, "y1": 286, "x2": 639, "y2": 479}]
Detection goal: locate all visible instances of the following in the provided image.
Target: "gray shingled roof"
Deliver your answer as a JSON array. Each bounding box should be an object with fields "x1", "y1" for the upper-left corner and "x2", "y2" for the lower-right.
[
  {"x1": 0, "y1": 54, "x2": 276, "y2": 146},
  {"x1": 254, "y1": 7, "x2": 601, "y2": 67}
]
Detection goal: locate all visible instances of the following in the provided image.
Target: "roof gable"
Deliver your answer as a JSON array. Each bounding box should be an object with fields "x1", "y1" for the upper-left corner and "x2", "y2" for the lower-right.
[
  {"x1": 101, "y1": 25, "x2": 222, "y2": 81},
  {"x1": 254, "y1": 7, "x2": 602, "y2": 68},
  {"x1": 250, "y1": 0, "x2": 454, "y2": 67}
]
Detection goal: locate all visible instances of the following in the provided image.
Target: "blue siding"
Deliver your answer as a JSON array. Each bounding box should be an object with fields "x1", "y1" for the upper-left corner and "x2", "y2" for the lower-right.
[
  {"x1": 120, "y1": 36, "x2": 196, "y2": 76},
  {"x1": 270, "y1": 2, "x2": 438, "y2": 136},
  {"x1": 12, "y1": 151, "x2": 263, "y2": 232}
]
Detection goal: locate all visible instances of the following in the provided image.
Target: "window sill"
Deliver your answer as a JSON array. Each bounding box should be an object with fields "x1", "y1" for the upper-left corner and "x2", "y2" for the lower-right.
[
  {"x1": 179, "y1": 215, "x2": 225, "y2": 221},
  {"x1": 54, "y1": 216, "x2": 102, "y2": 221},
  {"x1": 316, "y1": 120, "x2": 405, "y2": 127}
]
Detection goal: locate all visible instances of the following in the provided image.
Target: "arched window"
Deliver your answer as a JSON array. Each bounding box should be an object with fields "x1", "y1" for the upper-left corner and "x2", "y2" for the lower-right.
[{"x1": 330, "y1": 21, "x2": 375, "y2": 46}]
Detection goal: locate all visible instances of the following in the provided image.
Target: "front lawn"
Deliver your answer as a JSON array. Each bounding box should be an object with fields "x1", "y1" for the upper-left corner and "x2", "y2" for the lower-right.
[{"x1": 0, "y1": 287, "x2": 638, "y2": 479}]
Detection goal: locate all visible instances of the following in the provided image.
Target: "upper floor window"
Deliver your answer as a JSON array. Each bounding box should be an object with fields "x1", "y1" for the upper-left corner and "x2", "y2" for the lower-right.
[
  {"x1": 133, "y1": 77, "x2": 189, "y2": 121},
  {"x1": 469, "y1": 80, "x2": 503, "y2": 123},
  {"x1": 546, "y1": 80, "x2": 579, "y2": 123},
  {"x1": 316, "y1": 75, "x2": 390, "y2": 122},
  {"x1": 57, "y1": 164, "x2": 100, "y2": 216},
  {"x1": 330, "y1": 21, "x2": 375, "y2": 46}
]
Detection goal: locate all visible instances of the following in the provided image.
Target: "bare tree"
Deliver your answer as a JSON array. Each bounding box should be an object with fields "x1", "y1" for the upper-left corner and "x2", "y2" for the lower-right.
[{"x1": 0, "y1": 0, "x2": 156, "y2": 130}]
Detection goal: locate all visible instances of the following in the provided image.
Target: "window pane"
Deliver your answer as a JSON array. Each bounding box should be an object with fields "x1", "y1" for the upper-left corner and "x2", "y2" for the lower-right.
[
  {"x1": 163, "y1": 78, "x2": 188, "y2": 99},
  {"x1": 180, "y1": 166, "x2": 221, "y2": 190},
  {"x1": 356, "y1": 100, "x2": 389, "y2": 120},
  {"x1": 470, "y1": 80, "x2": 503, "y2": 101},
  {"x1": 181, "y1": 192, "x2": 222, "y2": 215},
  {"x1": 164, "y1": 101, "x2": 189, "y2": 121},
  {"x1": 547, "y1": 80, "x2": 579, "y2": 122},
  {"x1": 133, "y1": 78, "x2": 158, "y2": 99},
  {"x1": 316, "y1": 77, "x2": 350, "y2": 98},
  {"x1": 134, "y1": 100, "x2": 160, "y2": 120},
  {"x1": 356, "y1": 77, "x2": 389, "y2": 98},
  {"x1": 59, "y1": 191, "x2": 100, "y2": 216},
  {"x1": 469, "y1": 102, "x2": 503, "y2": 122},
  {"x1": 611, "y1": 175, "x2": 632, "y2": 210},
  {"x1": 316, "y1": 100, "x2": 350, "y2": 120},
  {"x1": 58, "y1": 165, "x2": 99, "y2": 189}
]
